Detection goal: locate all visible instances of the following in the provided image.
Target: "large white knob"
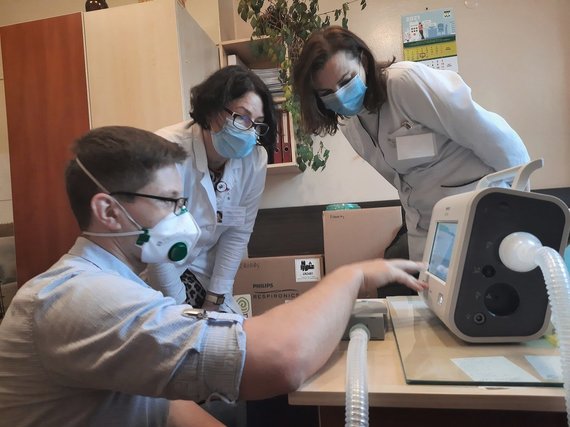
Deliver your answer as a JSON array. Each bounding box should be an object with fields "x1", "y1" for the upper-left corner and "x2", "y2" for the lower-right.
[{"x1": 499, "y1": 232, "x2": 542, "y2": 272}]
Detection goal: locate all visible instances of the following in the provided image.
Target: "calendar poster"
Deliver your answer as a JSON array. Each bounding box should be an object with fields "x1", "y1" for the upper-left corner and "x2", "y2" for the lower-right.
[{"x1": 401, "y1": 8, "x2": 458, "y2": 72}]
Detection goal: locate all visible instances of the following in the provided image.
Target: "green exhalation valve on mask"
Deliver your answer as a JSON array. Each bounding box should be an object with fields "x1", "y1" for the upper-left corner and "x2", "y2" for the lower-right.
[
  {"x1": 168, "y1": 242, "x2": 188, "y2": 262},
  {"x1": 136, "y1": 230, "x2": 151, "y2": 246}
]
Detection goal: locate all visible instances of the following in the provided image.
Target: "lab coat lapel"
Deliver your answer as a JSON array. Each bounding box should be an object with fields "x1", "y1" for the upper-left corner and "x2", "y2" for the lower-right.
[{"x1": 191, "y1": 125, "x2": 218, "y2": 218}]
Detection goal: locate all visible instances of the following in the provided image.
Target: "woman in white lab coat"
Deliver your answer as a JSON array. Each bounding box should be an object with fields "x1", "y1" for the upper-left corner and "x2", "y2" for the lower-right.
[
  {"x1": 293, "y1": 26, "x2": 529, "y2": 262},
  {"x1": 149, "y1": 66, "x2": 277, "y2": 313}
]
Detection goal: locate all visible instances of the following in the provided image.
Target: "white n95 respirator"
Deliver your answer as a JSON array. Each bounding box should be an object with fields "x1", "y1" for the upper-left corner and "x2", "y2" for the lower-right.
[{"x1": 135, "y1": 208, "x2": 201, "y2": 264}]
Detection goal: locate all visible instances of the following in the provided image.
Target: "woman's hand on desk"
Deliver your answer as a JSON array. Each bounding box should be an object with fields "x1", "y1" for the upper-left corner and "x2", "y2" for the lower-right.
[{"x1": 351, "y1": 259, "x2": 428, "y2": 297}]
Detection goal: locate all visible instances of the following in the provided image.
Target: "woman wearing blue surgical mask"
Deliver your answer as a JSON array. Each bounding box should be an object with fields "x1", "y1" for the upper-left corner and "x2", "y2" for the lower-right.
[
  {"x1": 294, "y1": 26, "x2": 530, "y2": 267},
  {"x1": 150, "y1": 66, "x2": 277, "y2": 313}
]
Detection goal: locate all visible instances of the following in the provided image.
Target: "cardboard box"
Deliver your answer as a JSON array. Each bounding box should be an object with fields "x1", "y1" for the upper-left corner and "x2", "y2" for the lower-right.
[
  {"x1": 323, "y1": 207, "x2": 402, "y2": 274},
  {"x1": 233, "y1": 254, "x2": 323, "y2": 316}
]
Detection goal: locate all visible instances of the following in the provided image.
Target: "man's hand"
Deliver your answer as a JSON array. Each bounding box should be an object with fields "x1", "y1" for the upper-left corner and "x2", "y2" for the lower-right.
[
  {"x1": 345, "y1": 258, "x2": 428, "y2": 298},
  {"x1": 145, "y1": 263, "x2": 186, "y2": 304},
  {"x1": 167, "y1": 400, "x2": 225, "y2": 427}
]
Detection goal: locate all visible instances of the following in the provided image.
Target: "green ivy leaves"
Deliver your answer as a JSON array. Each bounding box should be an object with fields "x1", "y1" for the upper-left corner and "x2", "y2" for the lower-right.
[{"x1": 237, "y1": 0, "x2": 366, "y2": 172}]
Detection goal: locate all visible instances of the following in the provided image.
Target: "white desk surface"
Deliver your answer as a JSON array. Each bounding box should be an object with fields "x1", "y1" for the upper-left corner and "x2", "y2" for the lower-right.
[{"x1": 288, "y1": 325, "x2": 565, "y2": 412}]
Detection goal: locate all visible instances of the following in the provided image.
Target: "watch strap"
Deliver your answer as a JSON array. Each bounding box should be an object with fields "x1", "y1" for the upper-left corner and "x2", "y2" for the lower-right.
[{"x1": 205, "y1": 292, "x2": 225, "y2": 305}]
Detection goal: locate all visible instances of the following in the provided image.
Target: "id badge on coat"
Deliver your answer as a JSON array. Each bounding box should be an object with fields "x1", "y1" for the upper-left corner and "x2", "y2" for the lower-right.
[
  {"x1": 217, "y1": 206, "x2": 246, "y2": 226},
  {"x1": 395, "y1": 132, "x2": 437, "y2": 161}
]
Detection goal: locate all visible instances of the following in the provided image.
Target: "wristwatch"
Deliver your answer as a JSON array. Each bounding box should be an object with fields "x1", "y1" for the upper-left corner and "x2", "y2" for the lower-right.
[{"x1": 205, "y1": 292, "x2": 225, "y2": 305}]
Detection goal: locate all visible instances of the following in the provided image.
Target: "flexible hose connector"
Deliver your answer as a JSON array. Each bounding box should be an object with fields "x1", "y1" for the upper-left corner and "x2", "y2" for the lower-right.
[
  {"x1": 534, "y1": 246, "x2": 570, "y2": 427},
  {"x1": 500, "y1": 232, "x2": 570, "y2": 426},
  {"x1": 345, "y1": 324, "x2": 370, "y2": 427}
]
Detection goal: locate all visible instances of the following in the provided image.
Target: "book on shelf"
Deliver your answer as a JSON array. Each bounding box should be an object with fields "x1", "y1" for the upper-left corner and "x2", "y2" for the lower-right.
[
  {"x1": 273, "y1": 109, "x2": 283, "y2": 164},
  {"x1": 269, "y1": 105, "x2": 294, "y2": 165},
  {"x1": 225, "y1": 58, "x2": 285, "y2": 98},
  {"x1": 227, "y1": 53, "x2": 246, "y2": 68},
  {"x1": 251, "y1": 67, "x2": 284, "y2": 99},
  {"x1": 281, "y1": 110, "x2": 292, "y2": 163}
]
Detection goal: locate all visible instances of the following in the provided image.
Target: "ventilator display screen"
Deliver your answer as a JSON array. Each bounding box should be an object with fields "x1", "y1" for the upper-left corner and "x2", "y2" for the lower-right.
[{"x1": 428, "y1": 222, "x2": 457, "y2": 283}]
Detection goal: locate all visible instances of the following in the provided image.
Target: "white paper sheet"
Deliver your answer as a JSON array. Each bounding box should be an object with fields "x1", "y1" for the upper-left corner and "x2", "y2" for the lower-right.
[
  {"x1": 525, "y1": 355, "x2": 562, "y2": 381},
  {"x1": 452, "y1": 356, "x2": 539, "y2": 382}
]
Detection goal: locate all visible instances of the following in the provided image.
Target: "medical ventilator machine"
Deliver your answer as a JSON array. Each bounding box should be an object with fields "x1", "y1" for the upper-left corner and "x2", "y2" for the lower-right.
[
  {"x1": 420, "y1": 159, "x2": 569, "y2": 343},
  {"x1": 344, "y1": 160, "x2": 570, "y2": 426},
  {"x1": 418, "y1": 159, "x2": 570, "y2": 425}
]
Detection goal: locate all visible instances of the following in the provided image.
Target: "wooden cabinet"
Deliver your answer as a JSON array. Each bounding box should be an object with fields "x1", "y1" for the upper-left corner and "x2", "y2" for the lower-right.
[
  {"x1": 0, "y1": 0, "x2": 218, "y2": 284},
  {"x1": 83, "y1": 0, "x2": 218, "y2": 131},
  {"x1": 1, "y1": 13, "x2": 89, "y2": 285}
]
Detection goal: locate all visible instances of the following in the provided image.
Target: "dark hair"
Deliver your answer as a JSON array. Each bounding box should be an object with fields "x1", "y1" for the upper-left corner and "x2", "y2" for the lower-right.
[
  {"x1": 293, "y1": 26, "x2": 394, "y2": 136},
  {"x1": 65, "y1": 126, "x2": 187, "y2": 230},
  {"x1": 190, "y1": 65, "x2": 277, "y2": 162}
]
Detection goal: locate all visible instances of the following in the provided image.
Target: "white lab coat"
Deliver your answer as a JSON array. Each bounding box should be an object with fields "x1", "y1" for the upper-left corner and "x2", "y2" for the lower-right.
[
  {"x1": 341, "y1": 61, "x2": 530, "y2": 261},
  {"x1": 156, "y1": 121, "x2": 267, "y2": 312}
]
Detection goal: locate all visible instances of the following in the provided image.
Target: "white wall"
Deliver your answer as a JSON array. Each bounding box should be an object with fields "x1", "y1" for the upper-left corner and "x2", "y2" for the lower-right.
[
  {"x1": 260, "y1": 0, "x2": 570, "y2": 208},
  {"x1": 1, "y1": 0, "x2": 569, "y2": 215}
]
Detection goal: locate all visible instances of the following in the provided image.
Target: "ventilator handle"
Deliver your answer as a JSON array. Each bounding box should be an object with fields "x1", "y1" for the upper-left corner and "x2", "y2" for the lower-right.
[{"x1": 475, "y1": 159, "x2": 543, "y2": 192}]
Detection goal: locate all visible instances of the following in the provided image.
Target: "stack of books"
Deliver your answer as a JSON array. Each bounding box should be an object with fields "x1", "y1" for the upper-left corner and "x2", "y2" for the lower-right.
[
  {"x1": 251, "y1": 67, "x2": 284, "y2": 99},
  {"x1": 227, "y1": 54, "x2": 285, "y2": 99}
]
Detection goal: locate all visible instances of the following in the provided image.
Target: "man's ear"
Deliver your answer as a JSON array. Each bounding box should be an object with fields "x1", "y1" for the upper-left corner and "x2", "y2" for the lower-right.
[{"x1": 91, "y1": 194, "x2": 123, "y2": 231}]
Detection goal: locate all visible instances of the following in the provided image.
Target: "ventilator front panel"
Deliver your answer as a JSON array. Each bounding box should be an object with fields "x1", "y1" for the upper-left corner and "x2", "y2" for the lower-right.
[{"x1": 453, "y1": 192, "x2": 566, "y2": 338}]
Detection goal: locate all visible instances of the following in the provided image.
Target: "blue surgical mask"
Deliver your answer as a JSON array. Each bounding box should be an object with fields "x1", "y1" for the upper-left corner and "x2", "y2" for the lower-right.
[
  {"x1": 212, "y1": 118, "x2": 257, "y2": 159},
  {"x1": 319, "y1": 74, "x2": 367, "y2": 116}
]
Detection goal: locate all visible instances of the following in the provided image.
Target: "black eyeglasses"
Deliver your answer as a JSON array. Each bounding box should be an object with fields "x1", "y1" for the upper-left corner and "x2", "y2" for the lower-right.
[
  {"x1": 224, "y1": 107, "x2": 269, "y2": 136},
  {"x1": 110, "y1": 191, "x2": 188, "y2": 215}
]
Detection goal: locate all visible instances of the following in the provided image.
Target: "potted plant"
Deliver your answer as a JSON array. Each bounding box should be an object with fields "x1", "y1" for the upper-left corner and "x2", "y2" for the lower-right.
[{"x1": 237, "y1": 0, "x2": 367, "y2": 171}]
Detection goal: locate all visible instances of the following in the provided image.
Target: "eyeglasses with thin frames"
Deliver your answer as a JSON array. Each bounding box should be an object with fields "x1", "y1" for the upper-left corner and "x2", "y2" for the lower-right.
[
  {"x1": 224, "y1": 107, "x2": 269, "y2": 136},
  {"x1": 110, "y1": 191, "x2": 188, "y2": 215}
]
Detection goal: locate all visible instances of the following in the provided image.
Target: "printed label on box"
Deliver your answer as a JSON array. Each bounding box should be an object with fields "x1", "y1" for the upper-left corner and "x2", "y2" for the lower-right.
[
  {"x1": 295, "y1": 258, "x2": 322, "y2": 282},
  {"x1": 233, "y1": 294, "x2": 253, "y2": 318}
]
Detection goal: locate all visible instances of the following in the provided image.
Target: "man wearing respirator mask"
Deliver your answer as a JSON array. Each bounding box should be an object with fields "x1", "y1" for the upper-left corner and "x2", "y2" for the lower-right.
[{"x1": 0, "y1": 126, "x2": 426, "y2": 427}]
